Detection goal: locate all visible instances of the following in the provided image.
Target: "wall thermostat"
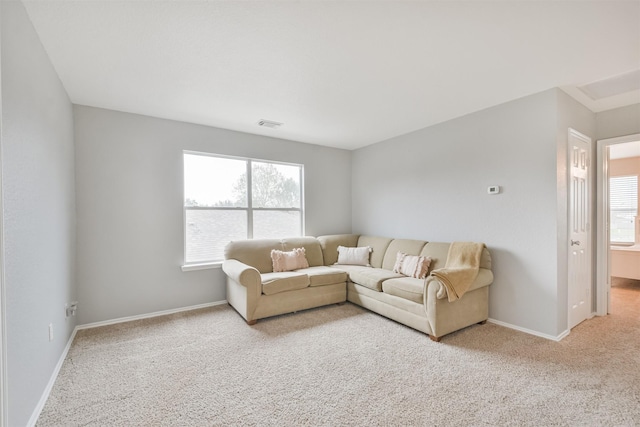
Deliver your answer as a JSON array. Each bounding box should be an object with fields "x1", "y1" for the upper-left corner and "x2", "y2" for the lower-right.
[{"x1": 487, "y1": 186, "x2": 501, "y2": 195}]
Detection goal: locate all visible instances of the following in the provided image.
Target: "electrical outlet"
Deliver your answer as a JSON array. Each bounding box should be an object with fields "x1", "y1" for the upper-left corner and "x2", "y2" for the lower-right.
[{"x1": 48, "y1": 323, "x2": 53, "y2": 342}]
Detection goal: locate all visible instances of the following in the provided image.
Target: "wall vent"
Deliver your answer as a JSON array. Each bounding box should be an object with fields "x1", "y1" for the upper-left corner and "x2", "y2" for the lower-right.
[
  {"x1": 257, "y1": 119, "x2": 283, "y2": 129},
  {"x1": 578, "y1": 70, "x2": 640, "y2": 100}
]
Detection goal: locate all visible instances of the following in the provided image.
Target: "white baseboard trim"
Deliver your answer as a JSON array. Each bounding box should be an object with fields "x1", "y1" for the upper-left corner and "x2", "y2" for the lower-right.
[
  {"x1": 27, "y1": 326, "x2": 78, "y2": 427},
  {"x1": 555, "y1": 328, "x2": 571, "y2": 341},
  {"x1": 76, "y1": 300, "x2": 228, "y2": 331},
  {"x1": 27, "y1": 300, "x2": 227, "y2": 426},
  {"x1": 487, "y1": 318, "x2": 570, "y2": 342}
]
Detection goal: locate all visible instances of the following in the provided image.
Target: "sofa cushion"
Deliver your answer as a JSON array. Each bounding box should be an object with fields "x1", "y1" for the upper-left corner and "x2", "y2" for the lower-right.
[
  {"x1": 295, "y1": 266, "x2": 348, "y2": 287},
  {"x1": 281, "y1": 237, "x2": 325, "y2": 267},
  {"x1": 347, "y1": 267, "x2": 403, "y2": 292},
  {"x1": 261, "y1": 272, "x2": 309, "y2": 295},
  {"x1": 225, "y1": 239, "x2": 283, "y2": 274},
  {"x1": 328, "y1": 264, "x2": 370, "y2": 275},
  {"x1": 381, "y1": 239, "x2": 428, "y2": 270},
  {"x1": 357, "y1": 236, "x2": 393, "y2": 268},
  {"x1": 382, "y1": 277, "x2": 425, "y2": 304},
  {"x1": 317, "y1": 234, "x2": 360, "y2": 265},
  {"x1": 419, "y1": 242, "x2": 451, "y2": 271},
  {"x1": 479, "y1": 248, "x2": 492, "y2": 270}
]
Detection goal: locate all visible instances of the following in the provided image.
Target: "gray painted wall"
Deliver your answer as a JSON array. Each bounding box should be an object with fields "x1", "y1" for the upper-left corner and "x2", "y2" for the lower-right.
[
  {"x1": 596, "y1": 104, "x2": 640, "y2": 140},
  {"x1": 352, "y1": 89, "x2": 596, "y2": 337},
  {"x1": 74, "y1": 106, "x2": 352, "y2": 325},
  {"x1": 1, "y1": 1, "x2": 77, "y2": 425}
]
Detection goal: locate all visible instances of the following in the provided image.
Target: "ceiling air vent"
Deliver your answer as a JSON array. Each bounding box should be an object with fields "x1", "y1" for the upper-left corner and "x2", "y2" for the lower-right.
[
  {"x1": 257, "y1": 119, "x2": 283, "y2": 129},
  {"x1": 578, "y1": 70, "x2": 640, "y2": 100}
]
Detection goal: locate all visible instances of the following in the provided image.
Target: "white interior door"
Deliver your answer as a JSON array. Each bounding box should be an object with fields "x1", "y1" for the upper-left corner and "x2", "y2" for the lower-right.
[{"x1": 568, "y1": 129, "x2": 592, "y2": 330}]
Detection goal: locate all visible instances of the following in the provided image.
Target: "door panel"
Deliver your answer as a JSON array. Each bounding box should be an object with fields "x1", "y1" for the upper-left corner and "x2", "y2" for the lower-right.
[{"x1": 568, "y1": 129, "x2": 592, "y2": 330}]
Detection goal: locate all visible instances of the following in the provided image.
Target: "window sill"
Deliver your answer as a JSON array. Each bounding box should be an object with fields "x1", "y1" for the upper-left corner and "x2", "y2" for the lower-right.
[
  {"x1": 181, "y1": 262, "x2": 222, "y2": 272},
  {"x1": 610, "y1": 242, "x2": 635, "y2": 247}
]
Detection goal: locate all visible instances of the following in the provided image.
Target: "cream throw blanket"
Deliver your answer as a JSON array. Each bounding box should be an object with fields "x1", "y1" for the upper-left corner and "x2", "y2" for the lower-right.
[{"x1": 430, "y1": 242, "x2": 484, "y2": 302}]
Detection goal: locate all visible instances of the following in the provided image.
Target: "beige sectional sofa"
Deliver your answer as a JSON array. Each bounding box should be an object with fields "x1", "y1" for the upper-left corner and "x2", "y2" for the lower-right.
[{"x1": 223, "y1": 234, "x2": 493, "y2": 341}]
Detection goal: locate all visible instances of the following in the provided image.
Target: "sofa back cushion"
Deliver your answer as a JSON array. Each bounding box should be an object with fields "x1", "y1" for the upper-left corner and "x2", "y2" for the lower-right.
[
  {"x1": 225, "y1": 239, "x2": 283, "y2": 273},
  {"x1": 357, "y1": 236, "x2": 393, "y2": 268},
  {"x1": 281, "y1": 237, "x2": 324, "y2": 267},
  {"x1": 419, "y1": 242, "x2": 451, "y2": 271},
  {"x1": 317, "y1": 234, "x2": 360, "y2": 265},
  {"x1": 480, "y1": 248, "x2": 492, "y2": 270},
  {"x1": 420, "y1": 242, "x2": 492, "y2": 271},
  {"x1": 381, "y1": 239, "x2": 428, "y2": 271}
]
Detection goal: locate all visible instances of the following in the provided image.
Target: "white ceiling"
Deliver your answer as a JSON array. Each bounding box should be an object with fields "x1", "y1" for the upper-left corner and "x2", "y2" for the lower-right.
[{"x1": 22, "y1": 0, "x2": 640, "y2": 150}]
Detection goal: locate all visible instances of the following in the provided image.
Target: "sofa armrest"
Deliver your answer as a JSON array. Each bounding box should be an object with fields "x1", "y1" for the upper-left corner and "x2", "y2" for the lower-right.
[
  {"x1": 467, "y1": 268, "x2": 494, "y2": 293},
  {"x1": 426, "y1": 268, "x2": 493, "y2": 301},
  {"x1": 222, "y1": 259, "x2": 261, "y2": 294}
]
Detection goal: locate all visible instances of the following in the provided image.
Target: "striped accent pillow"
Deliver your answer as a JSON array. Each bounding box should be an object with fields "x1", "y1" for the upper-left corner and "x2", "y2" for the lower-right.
[{"x1": 393, "y1": 252, "x2": 432, "y2": 279}]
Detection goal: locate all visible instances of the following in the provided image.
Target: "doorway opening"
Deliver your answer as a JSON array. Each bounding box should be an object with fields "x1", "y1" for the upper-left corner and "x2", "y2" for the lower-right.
[{"x1": 596, "y1": 134, "x2": 640, "y2": 318}]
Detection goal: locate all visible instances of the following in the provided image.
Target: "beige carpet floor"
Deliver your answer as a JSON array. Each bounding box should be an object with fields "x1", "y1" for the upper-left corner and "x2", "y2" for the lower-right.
[{"x1": 37, "y1": 285, "x2": 640, "y2": 426}]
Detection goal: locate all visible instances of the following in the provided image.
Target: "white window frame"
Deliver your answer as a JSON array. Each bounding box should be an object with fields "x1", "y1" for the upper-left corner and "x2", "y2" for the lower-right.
[{"x1": 182, "y1": 151, "x2": 304, "y2": 270}]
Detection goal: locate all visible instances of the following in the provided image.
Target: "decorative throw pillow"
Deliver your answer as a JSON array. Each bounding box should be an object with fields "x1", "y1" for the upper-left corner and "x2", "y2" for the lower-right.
[
  {"x1": 393, "y1": 252, "x2": 432, "y2": 279},
  {"x1": 271, "y1": 247, "x2": 309, "y2": 272},
  {"x1": 335, "y1": 245, "x2": 372, "y2": 266}
]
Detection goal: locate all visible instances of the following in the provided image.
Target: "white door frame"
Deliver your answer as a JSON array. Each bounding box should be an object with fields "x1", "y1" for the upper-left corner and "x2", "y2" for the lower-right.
[{"x1": 595, "y1": 133, "x2": 640, "y2": 316}]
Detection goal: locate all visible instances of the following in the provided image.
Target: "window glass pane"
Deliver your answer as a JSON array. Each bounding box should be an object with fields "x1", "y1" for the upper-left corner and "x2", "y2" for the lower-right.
[
  {"x1": 185, "y1": 210, "x2": 247, "y2": 262},
  {"x1": 184, "y1": 154, "x2": 247, "y2": 207},
  {"x1": 251, "y1": 161, "x2": 301, "y2": 208},
  {"x1": 184, "y1": 152, "x2": 304, "y2": 264},
  {"x1": 253, "y1": 210, "x2": 301, "y2": 239},
  {"x1": 610, "y1": 175, "x2": 638, "y2": 243}
]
